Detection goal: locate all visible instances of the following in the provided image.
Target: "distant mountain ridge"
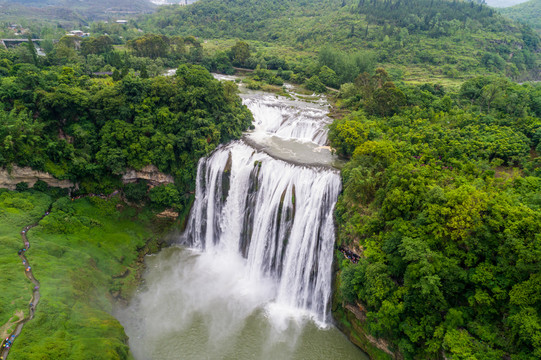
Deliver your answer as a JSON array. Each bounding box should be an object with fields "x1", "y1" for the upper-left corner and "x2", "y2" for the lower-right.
[
  {"x1": 0, "y1": 0, "x2": 156, "y2": 25},
  {"x1": 485, "y1": 0, "x2": 530, "y2": 8},
  {"x1": 149, "y1": 0, "x2": 198, "y2": 4}
]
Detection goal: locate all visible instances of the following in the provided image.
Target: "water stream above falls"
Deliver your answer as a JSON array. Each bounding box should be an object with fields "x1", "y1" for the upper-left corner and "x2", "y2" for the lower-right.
[{"x1": 116, "y1": 76, "x2": 368, "y2": 359}]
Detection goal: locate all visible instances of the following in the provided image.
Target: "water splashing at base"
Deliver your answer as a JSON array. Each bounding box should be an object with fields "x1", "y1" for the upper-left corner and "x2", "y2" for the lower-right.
[{"x1": 117, "y1": 247, "x2": 366, "y2": 360}]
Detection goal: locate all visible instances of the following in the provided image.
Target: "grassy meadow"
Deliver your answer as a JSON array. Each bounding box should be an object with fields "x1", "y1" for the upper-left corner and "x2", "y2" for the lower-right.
[{"x1": 0, "y1": 189, "x2": 165, "y2": 360}]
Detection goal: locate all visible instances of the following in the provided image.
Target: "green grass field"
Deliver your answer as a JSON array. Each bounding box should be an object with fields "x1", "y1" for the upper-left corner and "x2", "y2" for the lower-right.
[{"x1": 0, "y1": 189, "x2": 163, "y2": 360}]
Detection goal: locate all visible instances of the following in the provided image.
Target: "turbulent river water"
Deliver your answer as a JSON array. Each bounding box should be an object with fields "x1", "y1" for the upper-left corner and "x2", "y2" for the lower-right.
[{"x1": 116, "y1": 75, "x2": 368, "y2": 360}]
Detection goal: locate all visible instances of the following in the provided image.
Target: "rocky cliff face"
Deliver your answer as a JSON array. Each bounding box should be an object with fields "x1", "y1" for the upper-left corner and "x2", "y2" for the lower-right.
[
  {"x1": 0, "y1": 166, "x2": 74, "y2": 190},
  {"x1": 0, "y1": 164, "x2": 175, "y2": 191},
  {"x1": 121, "y1": 165, "x2": 175, "y2": 187}
]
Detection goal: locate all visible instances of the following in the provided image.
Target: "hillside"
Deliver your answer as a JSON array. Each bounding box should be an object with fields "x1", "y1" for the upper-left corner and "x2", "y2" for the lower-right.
[
  {"x1": 138, "y1": 0, "x2": 541, "y2": 82},
  {"x1": 0, "y1": 0, "x2": 156, "y2": 27},
  {"x1": 485, "y1": 0, "x2": 529, "y2": 7},
  {"x1": 500, "y1": 0, "x2": 541, "y2": 34},
  {"x1": 331, "y1": 74, "x2": 541, "y2": 359}
]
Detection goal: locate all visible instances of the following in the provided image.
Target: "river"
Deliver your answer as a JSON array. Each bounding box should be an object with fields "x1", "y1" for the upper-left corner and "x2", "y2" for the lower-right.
[{"x1": 115, "y1": 74, "x2": 369, "y2": 360}]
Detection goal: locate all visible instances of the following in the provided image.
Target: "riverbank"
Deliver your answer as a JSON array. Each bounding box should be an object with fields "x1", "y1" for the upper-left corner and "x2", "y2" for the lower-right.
[{"x1": 0, "y1": 189, "x2": 176, "y2": 359}]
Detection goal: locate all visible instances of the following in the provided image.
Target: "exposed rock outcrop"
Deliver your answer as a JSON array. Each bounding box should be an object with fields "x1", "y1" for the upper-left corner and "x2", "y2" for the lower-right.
[
  {"x1": 0, "y1": 166, "x2": 74, "y2": 190},
  {"x1": 333, "y1": 259, "x2": 402, "y2": 360},
  {"x1": 334, "y1": 300, "x2": 400, "y2": 360},
  {"x1": 121, "y1": 165, "x2": 175, "y2": 187},
  {"x1": 156, "y1": 209, "x2": 179, "y2": 219}
]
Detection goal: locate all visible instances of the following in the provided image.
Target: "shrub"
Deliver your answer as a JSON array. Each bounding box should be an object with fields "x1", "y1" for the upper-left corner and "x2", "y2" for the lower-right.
[
  {"x1": 123, "y1": 181, "x2": 148, "y2": 203},
  {"x1": 305, "y1": 75, "x2": 327, "y2": 93},
  {"x1": 15, "y1": 182, "x2": 29, "y2": 192},
  {"x1": 33, "y1": 180, "x2": 49, "y2": 192}
]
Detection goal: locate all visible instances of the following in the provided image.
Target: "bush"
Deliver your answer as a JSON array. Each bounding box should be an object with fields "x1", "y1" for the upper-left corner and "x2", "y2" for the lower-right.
[
  {"x1": 318, "y1": 66, "x2": 339, "y2": 88},
  {"x1": 15, "y1": 182, "x2": 29, "y2": 192},
  {"x1": 268, "y1": 76, "x2": 284, "y2": 86},
  {"x1": 123, "y1": 181, "x2": 148, "y2": 203},
  {"x1": 148, "y1": 184, "x2": 181, "y2": 210},
  {"x1": 33, "y1": 179, "x2": 49, "y2": 192},
  {"x1": 305, "y1": 75, "x2": 327, "y2": 93},
  {"x1": 244, "y1": 79, "x2": 262, "y2": 90}
]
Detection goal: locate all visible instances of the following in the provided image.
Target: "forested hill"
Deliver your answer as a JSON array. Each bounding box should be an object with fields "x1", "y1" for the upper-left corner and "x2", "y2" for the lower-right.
[
  {"x1": 138, "y1": 0, "x2": 541, "y2": 81},
  {"x1": 0, "y1": 58, "x2": 252, "y2": 212},
  {"x1": 500, "y1": 0, "x2": 541, "y2": 35}
]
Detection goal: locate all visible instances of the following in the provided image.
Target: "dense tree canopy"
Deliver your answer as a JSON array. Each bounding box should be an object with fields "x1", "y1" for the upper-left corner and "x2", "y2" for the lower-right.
[
  {"x1": 331, "y1": 74, "x2": 541, "y2": 359},
  {"x1": 0, "y1": 4, "x2": 539, "y2": 358},
  {"x1": 499, "y1": 0, "x2": 541, "y2": 36}
]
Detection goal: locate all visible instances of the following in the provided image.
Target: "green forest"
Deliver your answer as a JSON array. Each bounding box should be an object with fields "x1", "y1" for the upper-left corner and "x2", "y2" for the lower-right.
[
  {"x1": 0, "y1": 29, "x2": 252, "y2": 359},
  {"x1": 0, "y1": 36, "x2": 252, "y2": 211},
  {"x1": 330, "y1": 70, "x2": 541, "y2": 359},
  {"x1": 0, "y1": 0, "x2": 155, "y2": 29},
  {"x1": 499, "y1": 0, "x2": 541, "y2": 35}
]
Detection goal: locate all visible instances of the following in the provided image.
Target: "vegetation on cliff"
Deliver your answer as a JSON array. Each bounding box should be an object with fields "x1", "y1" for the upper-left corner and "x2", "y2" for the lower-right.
[
  {"x1": 331, "y1": 70, "x2": 541, "y2": 359},
  {"x1": 0, "y1": 36, "x2": 254, "y2": 358},
  {"x1": 1, "y1": 0, "x2": 540, "y2": 358}
]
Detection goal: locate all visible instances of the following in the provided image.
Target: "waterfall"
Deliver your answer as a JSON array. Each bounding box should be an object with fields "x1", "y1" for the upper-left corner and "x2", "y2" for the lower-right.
[
  {"x1": 182, "y1": 142, "x2": 340, "y2": 323},
  {"x1": 115, "y1": 84, "x2": 368, "y2": 360}
]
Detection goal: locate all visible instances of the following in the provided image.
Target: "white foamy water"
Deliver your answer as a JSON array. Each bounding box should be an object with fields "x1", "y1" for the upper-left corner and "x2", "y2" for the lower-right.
[
  {"x1": 183, "y1": 142, "x2": 341, "y2": 324},
  {"x1": 243, "y1": 94, "x2": 331, "y2": 145},
  {"x1": 117, "y1": 247, "x2": 367, "y2": 359}
]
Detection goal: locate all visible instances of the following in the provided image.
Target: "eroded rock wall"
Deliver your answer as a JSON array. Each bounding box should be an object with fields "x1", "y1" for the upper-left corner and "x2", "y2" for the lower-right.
[
  {"x1": 0, "y1": 166, "x2": 74, "y2": 190},
  {"x1": 121, "y1": 165, "x2": 175, "y2": 187}
]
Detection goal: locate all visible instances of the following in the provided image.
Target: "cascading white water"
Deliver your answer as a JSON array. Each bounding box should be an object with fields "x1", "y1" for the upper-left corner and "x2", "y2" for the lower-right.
[
  {"x1": 182, "y1": 142, "x2": 341, "y2": 323},
  {"x1": 243, "y1": 95, "x2": 331, "y2": 145},
  {"x1": 179, "y1": 82, "x2": 342, "y2": 324}
]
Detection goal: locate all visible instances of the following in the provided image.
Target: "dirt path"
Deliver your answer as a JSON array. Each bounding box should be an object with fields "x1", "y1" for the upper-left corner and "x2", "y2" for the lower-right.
[
  {"x1": 0, "y1": 209, "x2": 50, "y2": 360},
  {"x1": 0, "y1": 311, "x2": 23, "y2": 341}
]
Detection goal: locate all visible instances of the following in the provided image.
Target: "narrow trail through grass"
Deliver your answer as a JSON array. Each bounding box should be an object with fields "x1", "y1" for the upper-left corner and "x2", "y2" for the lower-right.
[
  {"x1": 0, "y1": 191, "x2": 132, "y2": 360},
  {"x1": 1, "y1": 207, "x2": 50, "y2": 360}
]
